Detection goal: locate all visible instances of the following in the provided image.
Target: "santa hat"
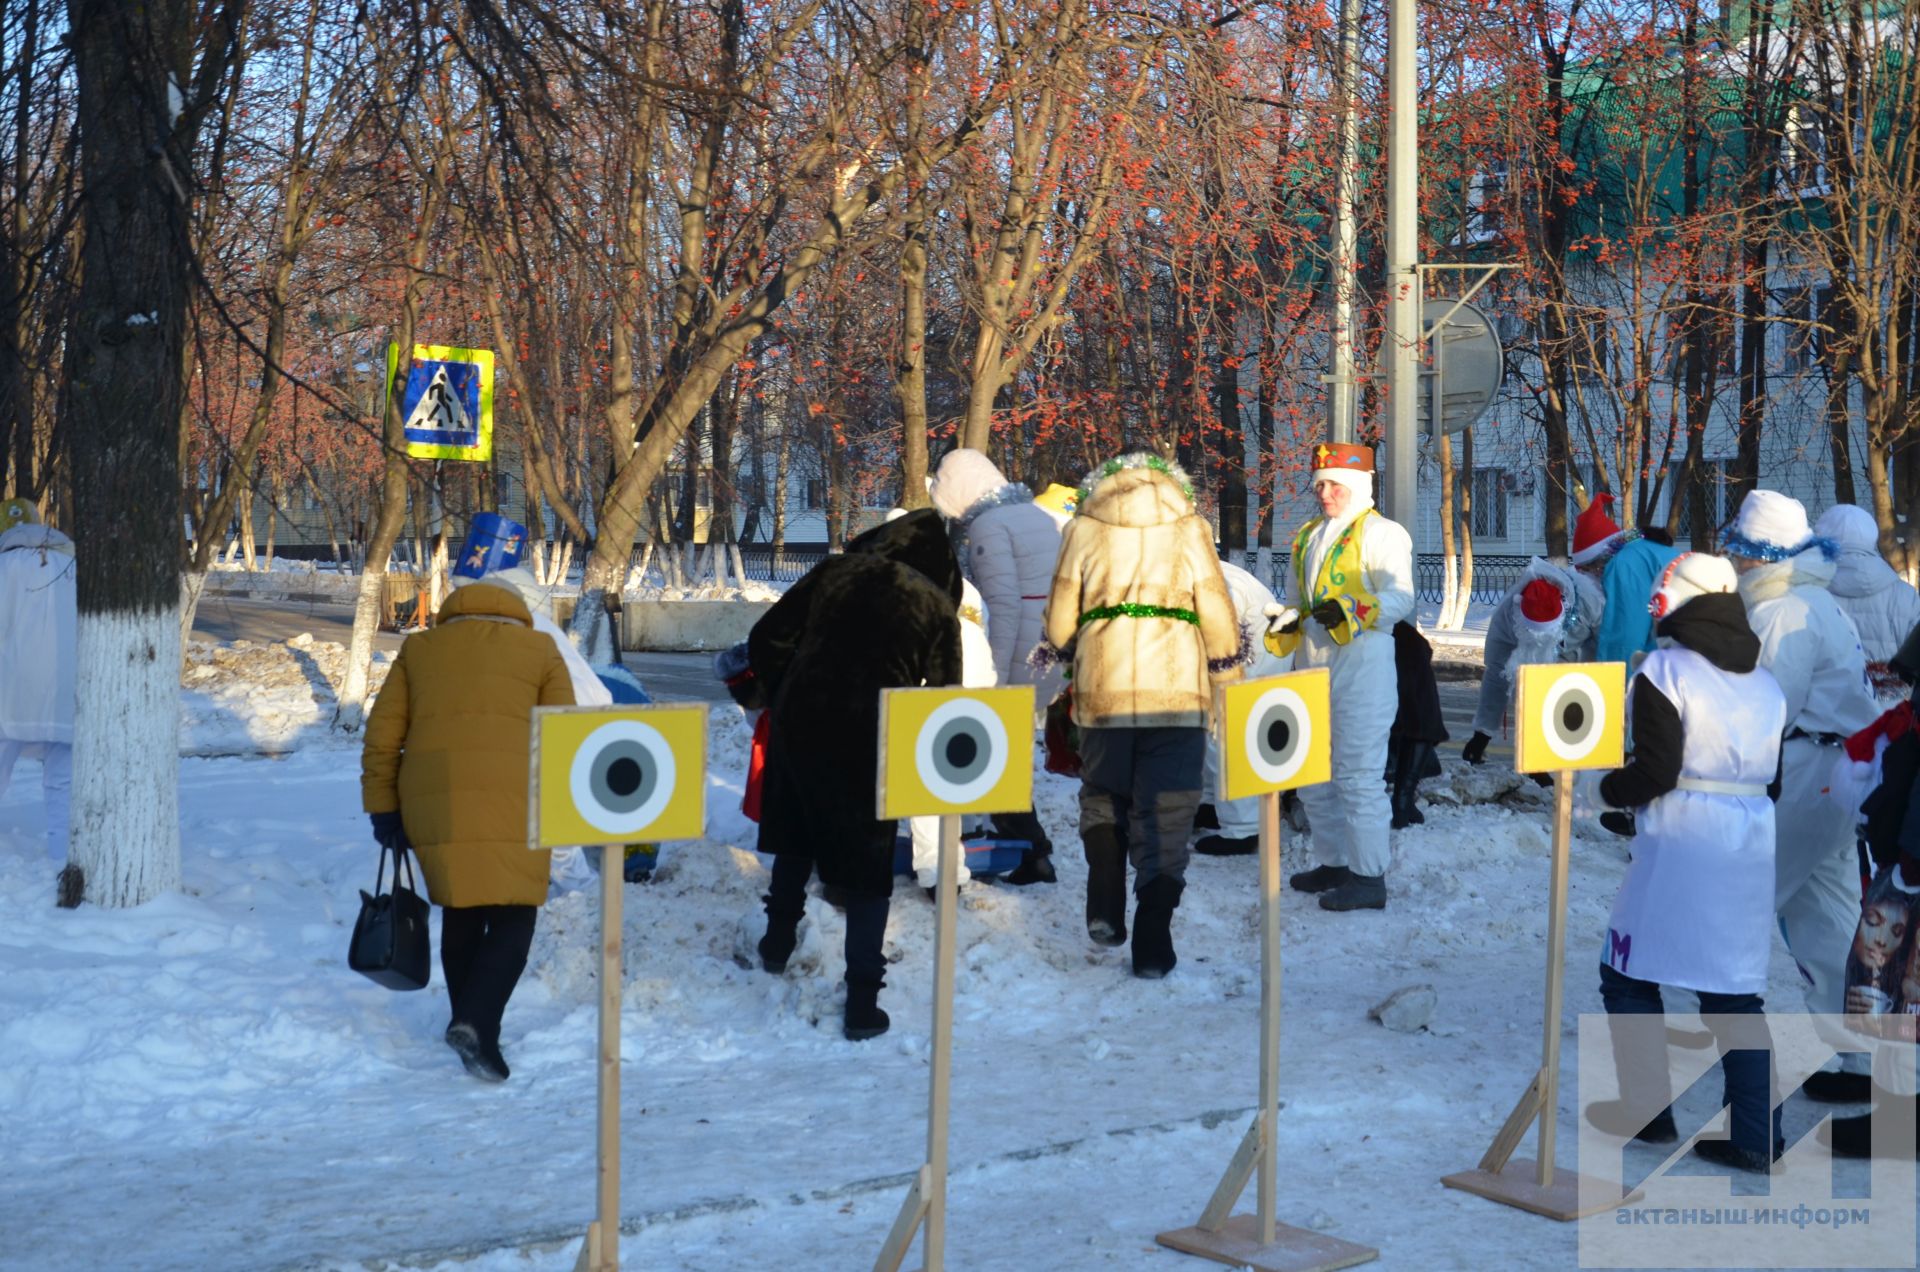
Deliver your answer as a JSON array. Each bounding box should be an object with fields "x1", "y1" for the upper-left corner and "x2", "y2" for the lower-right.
[
  {"x1": 1310, "y1": 441, "x2": 1375, "y2": 501},
  {"x1": 1516, "y1": 579, "x2": 1565, "y2": 632},
  {"x1": 1648, "y1": 551, "x2": 1737, "y2": 620},
  {"x1": 1724, "y1": 489, "x2": 1819, "y2": 562},
  {"x1": 1570, "y1": 493, "x2": 1625, "y2": 566}
]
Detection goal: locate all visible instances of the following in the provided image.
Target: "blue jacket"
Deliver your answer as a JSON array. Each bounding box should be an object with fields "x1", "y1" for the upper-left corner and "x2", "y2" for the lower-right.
[{"x1": 1596, "y1": 537, "x2": 1682, "y2": 666}]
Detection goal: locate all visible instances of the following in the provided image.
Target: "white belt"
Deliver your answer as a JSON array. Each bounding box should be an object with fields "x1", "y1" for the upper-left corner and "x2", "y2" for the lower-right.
[{"x1": 1674, "y1": 777, "x2": 1768, "y2": 798}]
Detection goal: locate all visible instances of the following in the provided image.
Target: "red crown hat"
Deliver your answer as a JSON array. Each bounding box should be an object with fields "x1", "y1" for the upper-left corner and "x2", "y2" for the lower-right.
[
  {"x1": 1311, "y1": 441, "x2": 1375, "y2": 476},
  {"x1": 1570, "y1": 492, "x2": 1625, "y2": 566},
  {"x1": 1517, "y1": 578, "x2": 1565, "y2": 630}
]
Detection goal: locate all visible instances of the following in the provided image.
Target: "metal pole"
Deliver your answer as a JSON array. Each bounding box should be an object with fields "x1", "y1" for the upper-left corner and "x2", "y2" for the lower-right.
[
  {"x1": 1385, "y1": 0, "x2": 1422, "y2": 533},
  {"x1": 1329, "y1": 0, "x2": 1362, "y2": 446}
]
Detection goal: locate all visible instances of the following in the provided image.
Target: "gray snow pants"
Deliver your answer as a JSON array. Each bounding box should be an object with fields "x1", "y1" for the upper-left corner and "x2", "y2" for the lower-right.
[{"x1": 1077, "y1": 725, "x2": 1207, "y2": 891}]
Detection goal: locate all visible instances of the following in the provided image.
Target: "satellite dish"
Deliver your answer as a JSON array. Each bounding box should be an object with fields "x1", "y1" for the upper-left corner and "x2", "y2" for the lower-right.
[{"x1": 1418, "y1": 299, "x2": 1505, "y2": 436}]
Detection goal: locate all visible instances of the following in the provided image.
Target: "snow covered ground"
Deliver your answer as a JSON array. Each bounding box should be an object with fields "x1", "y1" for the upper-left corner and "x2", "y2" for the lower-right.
[{"x1": 0, "y1": 639, "x2": 1901, "y2": 1271}]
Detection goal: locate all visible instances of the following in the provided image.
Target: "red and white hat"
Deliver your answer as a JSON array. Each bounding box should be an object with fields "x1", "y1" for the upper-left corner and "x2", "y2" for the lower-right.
[
  {"x1": 1649, "y1": 551, "x2": 1738, "y2": 620},
  {"x1": 1516, "y1": 579, "x2": 1565, "y2": 633},
  {"x1": 1570, "y1": 492, "x2": 1625, "y2": 566}
]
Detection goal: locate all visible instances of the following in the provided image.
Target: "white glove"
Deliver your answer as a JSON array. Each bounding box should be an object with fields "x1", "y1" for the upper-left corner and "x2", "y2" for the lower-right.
[{"x1": 1262, "y1": 602, "x2": 1300, "y2": 634}]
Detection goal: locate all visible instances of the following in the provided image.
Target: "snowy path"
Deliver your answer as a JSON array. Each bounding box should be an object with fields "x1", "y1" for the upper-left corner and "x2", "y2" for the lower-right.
[{"x1": 0, "y1": 706, "x2": 1890, "y2": 1271}]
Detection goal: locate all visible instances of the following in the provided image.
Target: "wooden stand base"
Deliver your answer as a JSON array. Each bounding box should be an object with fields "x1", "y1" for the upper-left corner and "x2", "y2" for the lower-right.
[
  {"x1": 1156, "y1": 1215, "x2": 1378, "y2": 1272},
  {"x1": 1440, "y1": 1160, "x2": 1634, "y2": 1222}
]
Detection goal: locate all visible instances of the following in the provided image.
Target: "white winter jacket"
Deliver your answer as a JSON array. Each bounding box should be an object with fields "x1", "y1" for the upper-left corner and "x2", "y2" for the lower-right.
[
  {"x1": 1818, "y1": 507, "x2": 1920, "y2": 664},
  {"x1": 929, "y1": 449, "x2": 1063, "y2": 688},
  {"x1": 0, "y1": 524, "x2": 77, "y2": 744},
  {"x1": 1740, "y1": 548, "x2": 1878, "y2": 738}
]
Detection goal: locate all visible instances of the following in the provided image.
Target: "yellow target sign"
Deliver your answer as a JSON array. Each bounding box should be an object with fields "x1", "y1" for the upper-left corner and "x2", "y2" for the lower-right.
[
  {"x1": 877, "y1": 686, "x2": 1036, "y2": 819},
  {"x1": 1216, "y1": 669, "x2": 1331, "y2": 800},
  {"x1": 531, "y1": 704, "x2": 708, "y2": 849},
  {"x1": 1515, "y1": 662, "x2": 1624, "y2": 773}
]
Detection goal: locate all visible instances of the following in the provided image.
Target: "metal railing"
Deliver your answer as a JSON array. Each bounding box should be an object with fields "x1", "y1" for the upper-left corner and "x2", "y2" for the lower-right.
[{"x1": 628, "y1": 543, "x2": 1530, "y2": 607}]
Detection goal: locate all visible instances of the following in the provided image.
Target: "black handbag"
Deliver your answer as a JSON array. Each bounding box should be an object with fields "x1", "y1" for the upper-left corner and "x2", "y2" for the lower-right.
[{"x1": 348, "y1": 842, "x2": 432, "y2": 991}]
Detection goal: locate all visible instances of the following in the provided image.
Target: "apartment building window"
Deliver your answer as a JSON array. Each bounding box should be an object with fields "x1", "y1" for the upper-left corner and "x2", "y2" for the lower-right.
[
  {"x1": 1460, "y1": 160, "x2": 1509, "y2": 245},
  {"x1": 804, "y1": 478, "x2": 826, "y2": 510},
  {"x1": 1781, "y1": 287, "x2": 1818, "y2": 372},
  {"x1": 1471, "y1": 468, "x2": 1509, "y2": 539}
]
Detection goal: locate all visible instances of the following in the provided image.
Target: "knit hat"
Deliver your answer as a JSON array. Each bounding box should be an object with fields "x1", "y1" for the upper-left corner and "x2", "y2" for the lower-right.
[
  {"x1": 1570, "y1": 493, "x2": 1625, "y2": 566},
  {"x1": 1517, "y1": 579, "x2": 1564, "y2": 631},
  {"x1": 1724, "y1": 489, "x2": 1814, "y2": 562},
  {"x1": 1815, "y1": 503, "x2": 1879, "y2": 553},
  {"x1": 1649, "y1": 551, "x2": 1738, "y2": 620},
  {"x1": 1310, "y1": 441, "x2": 1375, "y2": 501}
]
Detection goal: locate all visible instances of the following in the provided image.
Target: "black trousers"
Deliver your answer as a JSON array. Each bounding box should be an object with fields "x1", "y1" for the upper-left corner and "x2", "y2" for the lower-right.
[
  {"x1": 441, "y1": 904, "x2": 537, "y2": 1046},
  {"x1": 766, "y1": 853, "x2": 889, "y2": 988}
]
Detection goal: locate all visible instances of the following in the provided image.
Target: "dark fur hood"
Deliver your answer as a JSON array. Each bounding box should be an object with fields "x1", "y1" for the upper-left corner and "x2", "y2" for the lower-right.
[{"x1": 846, "y1": 509, "x2": 963, "y2": 605}]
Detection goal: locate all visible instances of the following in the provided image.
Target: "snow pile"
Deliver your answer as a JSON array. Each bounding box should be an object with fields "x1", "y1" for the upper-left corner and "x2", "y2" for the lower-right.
[
  {"x1": 628, "y1": 580, "x2": 784, "y2": 603},
  {"x1": 180, "y1": 634, "x2": 392, "y2": 756},
  {"x1": 0, "y1": 703, "x2": 1880, "y2": 1271}
]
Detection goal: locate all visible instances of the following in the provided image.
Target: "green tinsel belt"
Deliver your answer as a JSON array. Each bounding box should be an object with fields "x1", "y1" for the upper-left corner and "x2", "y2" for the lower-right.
[{"x1": 1077, "y1": 603, "x2": 1199, "y2": 627}]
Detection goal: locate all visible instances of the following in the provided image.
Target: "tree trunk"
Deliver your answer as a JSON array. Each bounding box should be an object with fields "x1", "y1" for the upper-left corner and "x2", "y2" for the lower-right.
[
  {"x1": 1458, "y1": 427, "x2": 1475, "y2": 628},
  {"x1": 895, "y1": 0, "x2": 933, "y2": 509},
  {"x1": 1437, "y1": 430, "x2": 1458, "y2": 628},
  {"x1": 64, "y1": 0, "x2": 234, "y2": 907}
]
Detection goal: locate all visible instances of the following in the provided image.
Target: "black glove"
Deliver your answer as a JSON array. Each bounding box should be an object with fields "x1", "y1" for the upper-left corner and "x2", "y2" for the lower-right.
[
  {"x1": 1600, "y1": 810, "x2": 1637, "y2": 838},
  {"x1": 1461, "y1": 731, "x2": 1491, "y2": 765},
  {"x1": 1309, "y1": 599, "x2": 1347, "y2": 631},
  {"x1": 370, "y1": 811, "x2": 409, "y2": 853}
]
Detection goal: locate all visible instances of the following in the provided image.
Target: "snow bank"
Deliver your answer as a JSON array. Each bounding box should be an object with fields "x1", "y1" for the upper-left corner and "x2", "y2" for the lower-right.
[
  {"x1": 180, "y1": 635, "x2": 393, "y2": 756},
  {"x1": 0, "y1": 680, "x2": 1884, "y2": 1271}
]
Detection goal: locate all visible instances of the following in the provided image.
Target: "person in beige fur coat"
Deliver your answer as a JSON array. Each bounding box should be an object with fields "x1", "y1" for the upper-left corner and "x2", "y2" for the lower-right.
[{"x1": 1040, "y1": 453, "x2": 1243, "y2": 978}]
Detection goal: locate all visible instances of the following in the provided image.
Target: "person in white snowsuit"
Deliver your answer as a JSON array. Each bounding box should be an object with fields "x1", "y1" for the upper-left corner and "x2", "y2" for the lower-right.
[
  {"x1": 1264, "y1": 442, "x2": 1414, "y2": 911},
  {"x1": 928, "y1": 447, "x2": 1064, "y2": 883},
  {"x1": 1196, "y1": 560, "x2": 1290, "y2": 855},
  {"x1": 0, "y1": 516, "x2": 76, "y2": 864},
  {"x1": 907, "y1": 577, "x2": 997, "y2": 890},
  {"x1": 1463, "y1": 557, "x2": 1605, "y2": 761},
  {"x1": 1727, "y1": 490, "x2": 1880, "y2": 1018},
  {"x1": 1588, "y1": 552, "x2": 1787, "y2": 1172},
  {"x1": 1816, "y1": 503, "x2": 1920, "y2": 673}
]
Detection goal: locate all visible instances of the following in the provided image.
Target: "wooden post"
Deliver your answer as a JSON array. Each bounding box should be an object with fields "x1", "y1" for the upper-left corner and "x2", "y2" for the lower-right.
[
  {"x1": 589, "y1": 846, "x2": 623, "y2": 1271},
  {"x1": 1441, "y1": 768, "x2": 1630, "y2": 1220},
  {"x1": 1257, "y1": 790, "x2": 1282, "y2": 1245},
  {"x1": 1536, "y1": 771, "x2": 1573, "y2": 1188},
  {"x1": 1156, "y1": 790, "x2": 1376, "y2": 1272},
  {"x1": 872, "y1": 814, "x2": 960, "y2": 1272}
]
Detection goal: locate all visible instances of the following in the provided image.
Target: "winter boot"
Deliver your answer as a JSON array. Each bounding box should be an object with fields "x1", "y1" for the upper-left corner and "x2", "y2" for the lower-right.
[
  {"x1": 1194, "y1": 833, "x2": 1258, "y2": 856},
  {"x1": 1192, "y1": 803, "x2": 1220, "y2": 832},
  {"x1": 1389, "y1": 742, "x2": 1435, "y2": 829},
  {"x1": 1130, "y1": 876, "x2": 1184, "y2": 979},
  {"x1": 1825, "y1": 1095, "x2": 1919, "y2": 1159},
  {"x1": 843, "y1": 980, "x2": 892, "y2": 1041},
  {"x1": 1084, "y1": 825, "x2": 1129, "y2": 947},
  {"x1": 445, "y1": 1022, "x2": 506, "y2": 1083},
  {"x1": 1691, "y1": 1138, "x2": 1777, "y2": 1174},
  {"x1": 1319, "y1": 873, "x2": 1387, "y2": 911},
  {"x1": 1287, "y1": 863, "x2": 1353, "y2": 894},
  {"x1": 1801, "y1": 1070, "x2": 1873, "y2": 1103},
  {"x1": 841, "y1": 894, "x2": 891, "y2": 1040},
  {"x1": 758, "y1": 890, "x2": 805, "y2": 975},
  {"x1": 1583, "y1": 1100, "x2": 1678, "y2": 1144},
  {"x1": 1004, "y1": 848, "x2": 1057, "y2": 886}
]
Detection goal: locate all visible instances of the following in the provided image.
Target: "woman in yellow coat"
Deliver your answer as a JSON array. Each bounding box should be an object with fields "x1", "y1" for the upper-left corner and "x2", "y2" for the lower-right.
[{"x1": 361, "y1": 580, "x2": 575, "y2": 1081}]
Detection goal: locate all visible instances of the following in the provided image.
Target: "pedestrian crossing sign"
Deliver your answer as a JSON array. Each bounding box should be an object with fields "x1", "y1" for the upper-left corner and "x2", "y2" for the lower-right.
[{"x1": 386, "y1": 342, "x2": 494, "y2": 462}]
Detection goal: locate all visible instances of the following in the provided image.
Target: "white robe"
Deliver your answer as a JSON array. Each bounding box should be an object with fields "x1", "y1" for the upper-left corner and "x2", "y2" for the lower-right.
[
  {"x1": 911, "y1": 580, "x2": 997, "y2": 887},
  {"x1": 1602, "y1": 646, "x2": 1786, "y2": 995}
]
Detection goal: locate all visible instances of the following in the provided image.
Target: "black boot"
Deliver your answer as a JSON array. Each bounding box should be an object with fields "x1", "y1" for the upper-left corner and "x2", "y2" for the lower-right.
[
  {"x1": 1192, "y1": 803, "x2": 1220, "y2": 832},
  {"x1": 1319, "y1": 873, "x2": 1387, "y2": 911},
  {"x1": 1826, "y1": 1096, "x2": 1919, "y2": 1159},
  {"x1": 758, "y1": 896, "x2": 803, "y2": 974},
  {"x1": 1801, "y1": 1070, "x2": 1873, "y2": 1103},
  {"x1": 1084, "y1": 825, "x2": 1128, "y2": 946},
  {"x1": 1390, "y1": 742, "x2": 1434, "y2": 829},
  {"x1": 996, "y1": 810, "x2": 1057, "y2": 885},
  {"x1": 1004, "y1": 849, "x2": 1057, "y2": 886},
  {"x1": 1195, "y1": 833, "x2": 1258, "y2": 856},
  {"x1": 1288, "y1": 863, "x2": 1353, "y2": 893},
  {"x1": 842, "y1": 896, "x2": 891, "y2": 1040},
  {"x1": 1130, "y1": 875, "x2": 1183, "y2": 979}
]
